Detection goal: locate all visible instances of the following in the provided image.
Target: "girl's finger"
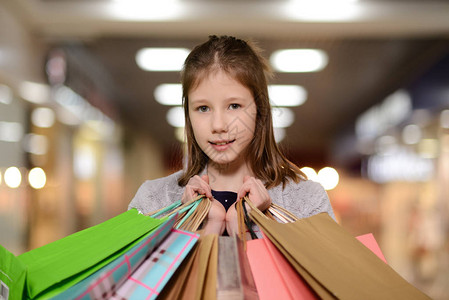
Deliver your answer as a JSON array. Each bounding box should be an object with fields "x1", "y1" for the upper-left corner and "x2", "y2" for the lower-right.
[
  {"x1": 191, "y1": 175, "x2": 213, "y2": 199},
  {"x1": 237, "y1": 181, "x2": 251, "y2": 200}
]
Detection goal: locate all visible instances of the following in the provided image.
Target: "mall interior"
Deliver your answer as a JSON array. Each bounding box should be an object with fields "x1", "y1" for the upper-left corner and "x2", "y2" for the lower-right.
[{"x1": 1, "y1": 0, "x2": 449, "y2": 298}]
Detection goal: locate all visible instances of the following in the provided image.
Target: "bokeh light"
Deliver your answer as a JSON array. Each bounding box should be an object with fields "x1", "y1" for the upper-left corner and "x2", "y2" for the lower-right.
[
  {"x1": 28, "y1": 167, "x2": 47, "y2": 189},
  {"x1": 4, "y1": 167, "x2": 22, "y2": 188},
  {"x1": 300, "y1": 167, "x2": 318, "y2": 181},
  {"x1": 317, "y1": 167, "x2": 339, "y2": 190}
]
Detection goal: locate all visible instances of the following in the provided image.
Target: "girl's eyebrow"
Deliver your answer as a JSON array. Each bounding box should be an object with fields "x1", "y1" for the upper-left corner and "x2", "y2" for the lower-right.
[
  {"x1": 190, "y1": 95, "x2": 251, "y2": 104},
  {"x1": 224, "y1": 96, "x2": 253, "y2": 104},
  {"x1": 189, "y1": 98, "x2": 208, "y2": 104}
]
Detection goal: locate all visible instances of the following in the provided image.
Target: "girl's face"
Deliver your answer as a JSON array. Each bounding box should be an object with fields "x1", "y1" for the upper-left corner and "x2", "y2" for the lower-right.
[{"x1": 188, "y1": 70, "x2": 257, "y2": 167}]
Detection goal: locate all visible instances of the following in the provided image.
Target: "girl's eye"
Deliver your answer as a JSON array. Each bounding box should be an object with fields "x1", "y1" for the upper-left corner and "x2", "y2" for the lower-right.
[
  {"x1": 229, "y1": 103, "x2": 240, "y2": 110},
  {"x1": 197, "y1": 106, "x2": 209, "y2": 112}
]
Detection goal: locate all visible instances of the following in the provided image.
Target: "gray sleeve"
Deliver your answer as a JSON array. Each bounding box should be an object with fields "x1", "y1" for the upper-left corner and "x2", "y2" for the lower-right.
[
  {"x1": 279, "y1": 179, "x2": 336, "y2": 220},
  {"x1": 128, "y1": 171, "x2": 184, "y2": 214}
]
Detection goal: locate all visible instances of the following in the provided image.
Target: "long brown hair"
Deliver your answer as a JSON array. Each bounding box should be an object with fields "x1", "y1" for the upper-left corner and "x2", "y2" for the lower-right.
[{"x1": 178, "y1": 35, "x2": 305, "y2": 188}]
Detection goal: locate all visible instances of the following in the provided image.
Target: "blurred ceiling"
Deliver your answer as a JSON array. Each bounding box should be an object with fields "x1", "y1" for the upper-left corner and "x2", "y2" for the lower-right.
[{"x1": 4, "y1": 0, "x2": 449, "y2": 169}]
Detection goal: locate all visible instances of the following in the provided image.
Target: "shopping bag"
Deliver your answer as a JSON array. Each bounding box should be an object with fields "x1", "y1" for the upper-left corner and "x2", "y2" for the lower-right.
[
  {"x1": 246, "y1": 235, "x2": 317, "y2": 300},
  {"x1": 239, "y1": 198, "x2": 314, "y2": 300},
  {"x1": 17, "y1": 208, "x2": 164, "y2": 299},
  {"x1": 247, "y1": 199, "x2": 432, "y2": 300},
  {"x1": 216, "y1": 235, "x2": 258, "y2": 300},
  {"x1": 158, "y1": 233, "x2": 218, "y2": 300},
  {"x1": 147, "y1": 195, "x2": 211, "y2": 232},
  {"x1": 217, "y1": 199, "x2": 258, "y2": 300},
  {"x1": 0, "y1": 245, "x2": 27, "y2": 300},
  {"x1": 52, "y1": 214, "x2": 177, "y2": 300},
  {"x1": 356, "y1": 233, "x2": 387, "y2": 263},
  {"x1": 110, "y1": 228, "x2": 199, "y2": 299},
  {"x1": 246, "y1": 232, "x2": 389, "y2": 299}
]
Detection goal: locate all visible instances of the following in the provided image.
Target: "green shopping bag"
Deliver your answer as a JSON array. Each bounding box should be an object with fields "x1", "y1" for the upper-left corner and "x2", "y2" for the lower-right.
[
  {"x1": 53, "y1": 214, "x2": 178, "y2": 300},
  {"x1": 17, "y1": 208, "x2": 164, "y2": 299},
  {"x1": 0, "y1": 245, "x2": 27, "y2": 300}
]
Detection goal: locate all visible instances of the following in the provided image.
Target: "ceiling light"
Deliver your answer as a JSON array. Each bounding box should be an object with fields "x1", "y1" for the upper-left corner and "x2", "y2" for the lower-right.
[
  {"x1": 284, "y1": 0, "x2": 361, "y2": 22},
  {"x1": 270, "y1": 49, "x2": 328, "y2": 73},
  {"x1": 166, "y1": 106, "x2": 185, "y2": 127},
  {"x1": 154, "y1": 84, "x2": 183, "y2": 105},
  {"x1": 0, "y1": 121, "x2": 23, "y2": 142},
  {"x1": 109, "y1": 0, "x2": 182, "y2": 21},
  {"x1": 19, "y1": 81, "x2": 50, "y2": 104},
  {"x1": 441, "y1": 110, "x2": 449, "y2": 129},
  {"x1": 56, "y1": 106, "x2": 81, "y2": 126},
  {"x1": 268, "y1": 85, "x2": 307, "y2": 107},
  {"x1": 23, "y1": 134, "x2": 48, "y2": 155},
  {"x1": 402, "y1": 124, "x2": 421, "y2": 145},
  {"x1": 31, "y1": 107, "x2": 56, "y2": 128},
  {"x1": 0, "y1": 84, "x2": 13, "y2": 104},
  {"x1": 272, "y1": 107, "x2": 294, "y2": 128},
  {"x1": 136, "y1": 48, "x2": 190, "y2": 72},
  {"x1": 273, "y1": 127, "x2": 286, "y2": 143}
]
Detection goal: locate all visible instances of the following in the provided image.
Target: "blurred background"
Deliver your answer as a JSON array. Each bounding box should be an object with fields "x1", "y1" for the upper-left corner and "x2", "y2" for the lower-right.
[{"x1": 0, "y1": 0, "x2": 448, "y2": 298}]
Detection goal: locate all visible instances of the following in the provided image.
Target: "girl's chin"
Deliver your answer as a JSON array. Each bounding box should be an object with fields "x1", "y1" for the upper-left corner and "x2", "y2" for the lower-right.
[
  {"x1": 208, "y1": 157, "x2": 240, "y2": 169},
  {"x1": 210, "y1": 159, "x2": 235, "y2": 167},
  {"x1": 203, "y1": 147, "x2": 248, "y2": 168}
]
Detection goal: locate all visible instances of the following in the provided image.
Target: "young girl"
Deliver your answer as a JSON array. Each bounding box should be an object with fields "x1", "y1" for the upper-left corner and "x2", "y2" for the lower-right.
[{"x1": 128, "y1": 35, "x2": 335, "y2": 235}]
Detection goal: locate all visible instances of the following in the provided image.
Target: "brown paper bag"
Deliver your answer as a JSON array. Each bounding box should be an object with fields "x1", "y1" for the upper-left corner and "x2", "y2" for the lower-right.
[
  {"x1": 158, "y1": 234, "x2": 218, "y2": 300},
  {"x1": 247, "y1": 200, "x2": 431, "y2": 300}
]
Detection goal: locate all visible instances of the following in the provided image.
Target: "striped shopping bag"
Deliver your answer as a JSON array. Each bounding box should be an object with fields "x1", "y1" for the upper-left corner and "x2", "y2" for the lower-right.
[
  {"x1": 158, "y1": 234, "x2": 218, "y2": 300},
  {"x1": 111, "y1": 229, "x2": 199, "y2": 299}
]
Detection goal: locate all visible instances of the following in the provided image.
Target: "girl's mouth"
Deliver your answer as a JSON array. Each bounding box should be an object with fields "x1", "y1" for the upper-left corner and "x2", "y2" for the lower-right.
[
  {"x1": 209, "y1": 139, "x2": 235, "y2": 146},
  {"x1": 209, "y1": 139, "x2": 236, "y2": 150}
]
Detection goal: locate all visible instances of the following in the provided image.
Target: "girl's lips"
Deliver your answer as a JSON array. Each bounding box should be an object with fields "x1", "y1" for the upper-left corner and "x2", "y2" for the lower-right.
[
  {"x1": 209, "y1": 139, "x2": 235, "y2": 145},
  {"x1": 209, "y1": 139, "x2": 235, "y2": 151}
]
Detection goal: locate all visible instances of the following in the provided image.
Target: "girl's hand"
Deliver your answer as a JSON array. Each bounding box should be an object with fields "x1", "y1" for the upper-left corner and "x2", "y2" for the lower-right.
[
  {"x1": 202, "y1": 199, "x2": 226, "y2": 235},
  {"x1": 236, "y1": 176, "x2": 271, "y2": 211},
  {"x1": 226, "y1": 176, "x2": 271, "y2": 236},
  {"x1": 181, "y1": 175, "x2": 213, "y2": 204},
  {"x1": 181, "y1": 175, "x2": 225, "y2": 235},
  {"x1": 225, "y1": 202, "x2": 239, "y2": 236}
]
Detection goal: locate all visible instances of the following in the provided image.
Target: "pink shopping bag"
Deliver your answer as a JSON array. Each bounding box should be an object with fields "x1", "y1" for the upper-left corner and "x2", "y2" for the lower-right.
[{"x1": 247, "y1": 232, "x2": 388, "y2": 300}]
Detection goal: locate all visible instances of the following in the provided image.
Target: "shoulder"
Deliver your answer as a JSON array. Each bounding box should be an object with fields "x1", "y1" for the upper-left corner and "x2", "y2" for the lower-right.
[
  {"x1": 285, "y1": 177, "x2": 326, "y2": 194},
  {"x1": 142, "y1": 170, "x2": 184, "y2": 187},
  {"x1": 128, "y1": 170, "x2": 185, "y2": 214},
  {"x1": 269, "y1": 178, "x2": 336, "y2": 220}
]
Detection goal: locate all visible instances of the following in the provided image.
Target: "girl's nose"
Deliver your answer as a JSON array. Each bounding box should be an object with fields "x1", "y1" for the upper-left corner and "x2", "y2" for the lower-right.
[{"x1": 211, "y1": 111, "x2": 228, "y2": 133}]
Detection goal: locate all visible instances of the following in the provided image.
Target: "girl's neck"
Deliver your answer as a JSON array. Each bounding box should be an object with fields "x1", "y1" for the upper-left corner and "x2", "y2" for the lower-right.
[{"x1": 207, "y1": 160, "x2": 253, "y2": 193}]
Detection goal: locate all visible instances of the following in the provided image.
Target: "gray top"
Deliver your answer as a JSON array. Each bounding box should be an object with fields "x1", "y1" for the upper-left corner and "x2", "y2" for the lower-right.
[{"x1": 128, "y1": 170, "x2": 335, "y2": 220}]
